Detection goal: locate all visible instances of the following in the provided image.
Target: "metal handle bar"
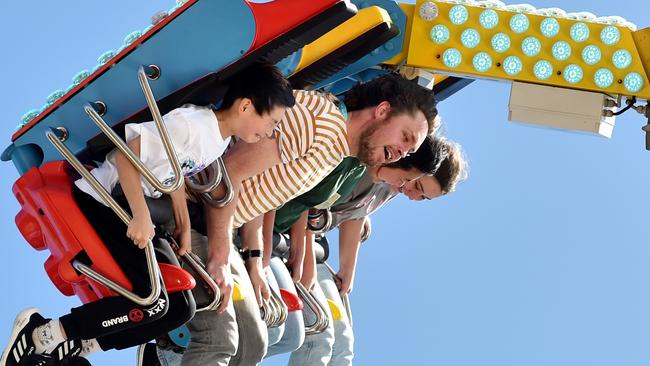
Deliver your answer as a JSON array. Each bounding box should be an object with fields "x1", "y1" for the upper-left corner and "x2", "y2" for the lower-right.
[
  {"x1": 166, "y1": 235, "x2": 222, "y2": 312},
  {"x1": 196, "y1": 158, "x2": 235, "y2": 208},
  {"x1": 83, "y1": 65, "x2": 183, "y2": 194},
  {"x1": 295, "y1": 282, "x2": 330, "y2": 335}
]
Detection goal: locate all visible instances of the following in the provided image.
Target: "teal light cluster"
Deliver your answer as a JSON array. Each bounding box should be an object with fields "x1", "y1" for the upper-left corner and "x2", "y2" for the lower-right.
[
  {"x1": 472, "y1": 52, "x2": 492, "y2": 72},
  {"x1": 612, "y1": 49, "x2": 632, "y2": 69},
  {"x1": 509, "y1": 13, "x2": 529, "y2": 33},
  {"x1": 594, "y1": 68, "x2": 614, "y2": 88},
  {"x1": 479, "y1": 9, "x2": 499, "y2": 29},
  {"x1": 503, "y1": 56, "x2": 523, "y2": 76},
  {"x1": 461, "y1": 28, "x2": 481, "y2": 48},
  {"x1": 624, "y1": 72, "x2": 644, "y2": 93},
  {"x1": 540, "y1": 17, "x2": 560, "y2": 38},
  {"x1": 443, "y1": 48, "x2": 463, "y2": 68},
  {"x1": 563, "y1": 64, "x2": 584, "y2": 84},
  {"x1": 552, "y1": 41, "x2": 571, "y2": 61},
  {"x1": 430, "y1": 24, "x2": 450, "y2": 44},
  {"x1": 570, "y1": 22, "x2": 590, "y2": 42},
  {"x1": 521, "y1": 37, "x2": 541, "y2": 57},
  {"x1": 581, "y1": 45, "x2": 601, "y2": 65},
  {"x1": 449, "y1": 5, "x2": 469, "y2": 25},
  {"x1": 534, "y1": 60, "x2": 553, "y2": 80},
  {"x1": 491, "y1": 33, "x2": 511, "y2": 53}
]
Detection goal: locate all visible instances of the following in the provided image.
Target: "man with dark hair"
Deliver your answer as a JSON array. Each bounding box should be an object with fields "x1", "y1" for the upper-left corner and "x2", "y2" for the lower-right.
[{"x1": 343, "y1": 73, "x2": 439, "y2": 134}]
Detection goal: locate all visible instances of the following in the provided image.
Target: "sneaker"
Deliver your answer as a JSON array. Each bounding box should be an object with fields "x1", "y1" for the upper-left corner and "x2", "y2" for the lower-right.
[
  {"x1": 0, "y1": 308, "x2": 48, "y2": 366},
  {"x1": 136, "y1": 343, "x2": 160, "y2": 366},
  {"x1": 49, "y1": 340, "x2": 81, "y2": 363},
  {"x1": 24, "y1": 352, "x2": 92, "y2": 366}
]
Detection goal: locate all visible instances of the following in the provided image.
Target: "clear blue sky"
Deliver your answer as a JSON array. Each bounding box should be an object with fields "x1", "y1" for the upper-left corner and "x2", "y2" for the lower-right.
[{"x1": 1, "y1": 1, "x2": 649, "y2": 365}]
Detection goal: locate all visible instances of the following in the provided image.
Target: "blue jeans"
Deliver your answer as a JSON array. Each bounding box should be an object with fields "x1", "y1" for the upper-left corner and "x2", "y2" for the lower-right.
[
  {"x1": 265, "y1": 257, "x2": 305, "y2": 358},
  {"x1": 318, "y1": 263, "x2": 354, "y2": 366},
  {"x1": 288, "y1": 276, "x2": 335, "y2": 366}
]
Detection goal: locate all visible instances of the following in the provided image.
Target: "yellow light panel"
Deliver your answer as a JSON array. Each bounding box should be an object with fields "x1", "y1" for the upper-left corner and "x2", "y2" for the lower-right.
[{"x1": 406, "y1": 0, "x2": 650, "y2": 99}]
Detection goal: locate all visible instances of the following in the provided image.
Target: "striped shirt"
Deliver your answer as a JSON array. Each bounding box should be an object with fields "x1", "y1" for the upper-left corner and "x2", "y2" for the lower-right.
[{"x1": 234, "y1": 90, "x2": 350, "y2": 227}]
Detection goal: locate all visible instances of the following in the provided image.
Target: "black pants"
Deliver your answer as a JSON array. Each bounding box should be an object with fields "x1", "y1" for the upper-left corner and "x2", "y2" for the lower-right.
[{"x1": 59, "y1": 187, "x2": 196, "y2": 350}]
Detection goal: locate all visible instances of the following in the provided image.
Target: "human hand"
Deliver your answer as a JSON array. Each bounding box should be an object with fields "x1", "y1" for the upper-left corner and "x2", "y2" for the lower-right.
[
  {"x1": 299, "y1": 267, "x2": 316, "y2": 290},
  {"x1": 246, "y1": 258, "x2": 270, "y2": 308},
  {"x1": 286, "y1": 252, "x2": 304, "y2": 283},
  {"x1": 126, "y1": 215, "x2": 155, "y2": 249},
  {"x1": 335, "y1": 270, "x2": 355, "y2": 295},
  {"x1": 206, "y1": 257, "x2": 233, "y2": 313},
  {"x1": 173, "y1": 215, "x2": 192, "y2": 255}
]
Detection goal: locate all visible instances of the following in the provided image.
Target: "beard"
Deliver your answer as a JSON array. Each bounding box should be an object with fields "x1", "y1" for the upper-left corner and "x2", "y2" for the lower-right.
[{"x1": 356, "y1": 118, "x2": 385, "y2": 166}]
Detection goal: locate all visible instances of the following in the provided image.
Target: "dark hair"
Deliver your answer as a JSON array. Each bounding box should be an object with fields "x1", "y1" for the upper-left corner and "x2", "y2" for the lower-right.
[
  {"x1": 343, "y1": 74, "x2": 439, "y2": 133},
  {"x1": 391, "y1": 136, "x2": 468, "y2": 195},
  {"x1": 220, "y1": 62, "x2": 295, "y2": 114},
  {"x1": 390, "y1": 135, "x2": 445, "y2": 175},
  {"x1": 433, "y1": 139, "x2": 468, "y2": 195}
]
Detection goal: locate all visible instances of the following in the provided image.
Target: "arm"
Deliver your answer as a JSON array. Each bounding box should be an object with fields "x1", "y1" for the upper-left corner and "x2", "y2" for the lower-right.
[
  {"x1": 115, "y1": 136, "x2": 154, "y2": 249},
  {"x1": 286, "y1": 211, "x2": 308, "y2": 282},
  {"x1": 301, "y1": 230, "x2": 317, "y2": 290},
  {"x1": 262, "y1": 210, "x2": 276, "y2": 268},
  {"x1": 205, "y1": 137, "x2": 281, "y2": 312},
  {"x1": 169, "y1": 184, "x2": 191, "y2": 255},
  {"x1": 336, "y1": 218, "x2": 364, "y2": 295},
  {"x1": 240, "y1": 214, "x2": 270, "y2": 307}
]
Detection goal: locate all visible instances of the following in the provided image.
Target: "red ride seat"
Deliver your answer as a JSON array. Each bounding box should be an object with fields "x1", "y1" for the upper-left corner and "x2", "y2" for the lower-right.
[
  {"x1": 13, "y1": 161, "x2": 195, "y2": 304},
  {"x1": 280, "y1": 288, "x2": 304, "y2": 312}
]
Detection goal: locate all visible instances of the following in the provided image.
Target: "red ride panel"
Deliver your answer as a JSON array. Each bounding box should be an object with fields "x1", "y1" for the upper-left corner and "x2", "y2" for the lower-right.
[
  {"x1": 280, "y1": 288, "x2": 304, "y2": 311},
  {"x1": 13, "y1": 161, "x2": 194, "y2": 304},
  {"x1": 246, "y1": 0, "x2": 340, "y2": 51},
  {"x1": 160, "y1": 263, "x2": 196, "y2": 293},
  {"x1": 13, "y1": 161, "x2": 132, "y2": 304}
]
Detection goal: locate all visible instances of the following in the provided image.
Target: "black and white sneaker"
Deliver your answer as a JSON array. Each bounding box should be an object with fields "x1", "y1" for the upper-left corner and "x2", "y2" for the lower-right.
[
  {"x1": 24, "y1": 351, "x2": 91, "y2": 366},
  {"x1": 0, "y1": 308, "x2": 47, "y2": 366},
  {"x1": 49, "y1": 340, "x2": 82, "y2": 363}
]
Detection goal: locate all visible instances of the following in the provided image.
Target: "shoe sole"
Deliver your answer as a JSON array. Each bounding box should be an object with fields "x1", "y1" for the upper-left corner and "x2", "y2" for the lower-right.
[{"x1": 0, "y1": 308, "x2": 39, "y2": 366}]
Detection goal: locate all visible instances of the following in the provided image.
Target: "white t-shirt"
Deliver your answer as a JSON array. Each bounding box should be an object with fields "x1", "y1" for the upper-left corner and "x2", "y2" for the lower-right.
[{"x1": 75, "y1": 104, "x2": 230, "y2": 204}]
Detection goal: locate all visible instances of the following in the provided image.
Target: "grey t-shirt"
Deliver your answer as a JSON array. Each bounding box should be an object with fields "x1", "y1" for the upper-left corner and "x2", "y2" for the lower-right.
[{"x1": 328, "y1": 171, "x2": 397, "y2": 229}]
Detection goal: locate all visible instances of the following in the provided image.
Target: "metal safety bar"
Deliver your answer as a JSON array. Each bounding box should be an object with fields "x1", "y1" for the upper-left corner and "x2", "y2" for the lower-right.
[
  {"x1": 186, "y1": 157, "x2": 235, "y2": 208},
  {"x1": 261, "y1": 286, "x2": 288, "y2": 328},
  {"x1": 83, "y1": 65, "x2": 184, "y2": 194},
  {"x1": 323, "y1": 261, "x2": 353, "y2": 327},
  {"x1": 166, "y1": 235, "x2": 222, "y2": 312},
  {"x1": 185, "y1": 160, "x2": 223, "y2": 193},
  {"x1": 46, "y1": 128, "x2": 162, "y2": 306},
  {"x1": 307, "y1": 208, "x2": 332, "y2": 234},
  {"x1": 198, "y1": 159, "x2": 234, "y2": 207},
  {"x1": 295, "y1": 282, "x2": 330, "y2": 335}
]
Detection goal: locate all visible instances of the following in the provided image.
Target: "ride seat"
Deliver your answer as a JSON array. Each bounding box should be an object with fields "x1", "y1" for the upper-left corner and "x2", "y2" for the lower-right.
[{"x1": 13, "y1": 160, "x2": 195, "y2": 304}]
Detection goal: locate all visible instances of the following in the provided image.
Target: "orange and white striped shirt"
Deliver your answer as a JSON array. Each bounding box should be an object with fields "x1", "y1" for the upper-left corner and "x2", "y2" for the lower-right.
[{"x1": 234, "y1": 90, "x2": 350, "y2": 227}]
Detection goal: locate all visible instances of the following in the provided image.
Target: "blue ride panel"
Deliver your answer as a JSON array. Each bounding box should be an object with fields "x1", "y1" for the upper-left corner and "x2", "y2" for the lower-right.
[
  {"x1": 5, "y1": 1, "x2": 255, "y2": 175},
  {"x1": 275, "y1": 49, "x2": 303, "y2": 77},
  {"x1": 311, "y1": 0, "x2": 406, "y2": 90},
  {"x1": 323, "y1": 68, "x2": 389, "y2": 96}
]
